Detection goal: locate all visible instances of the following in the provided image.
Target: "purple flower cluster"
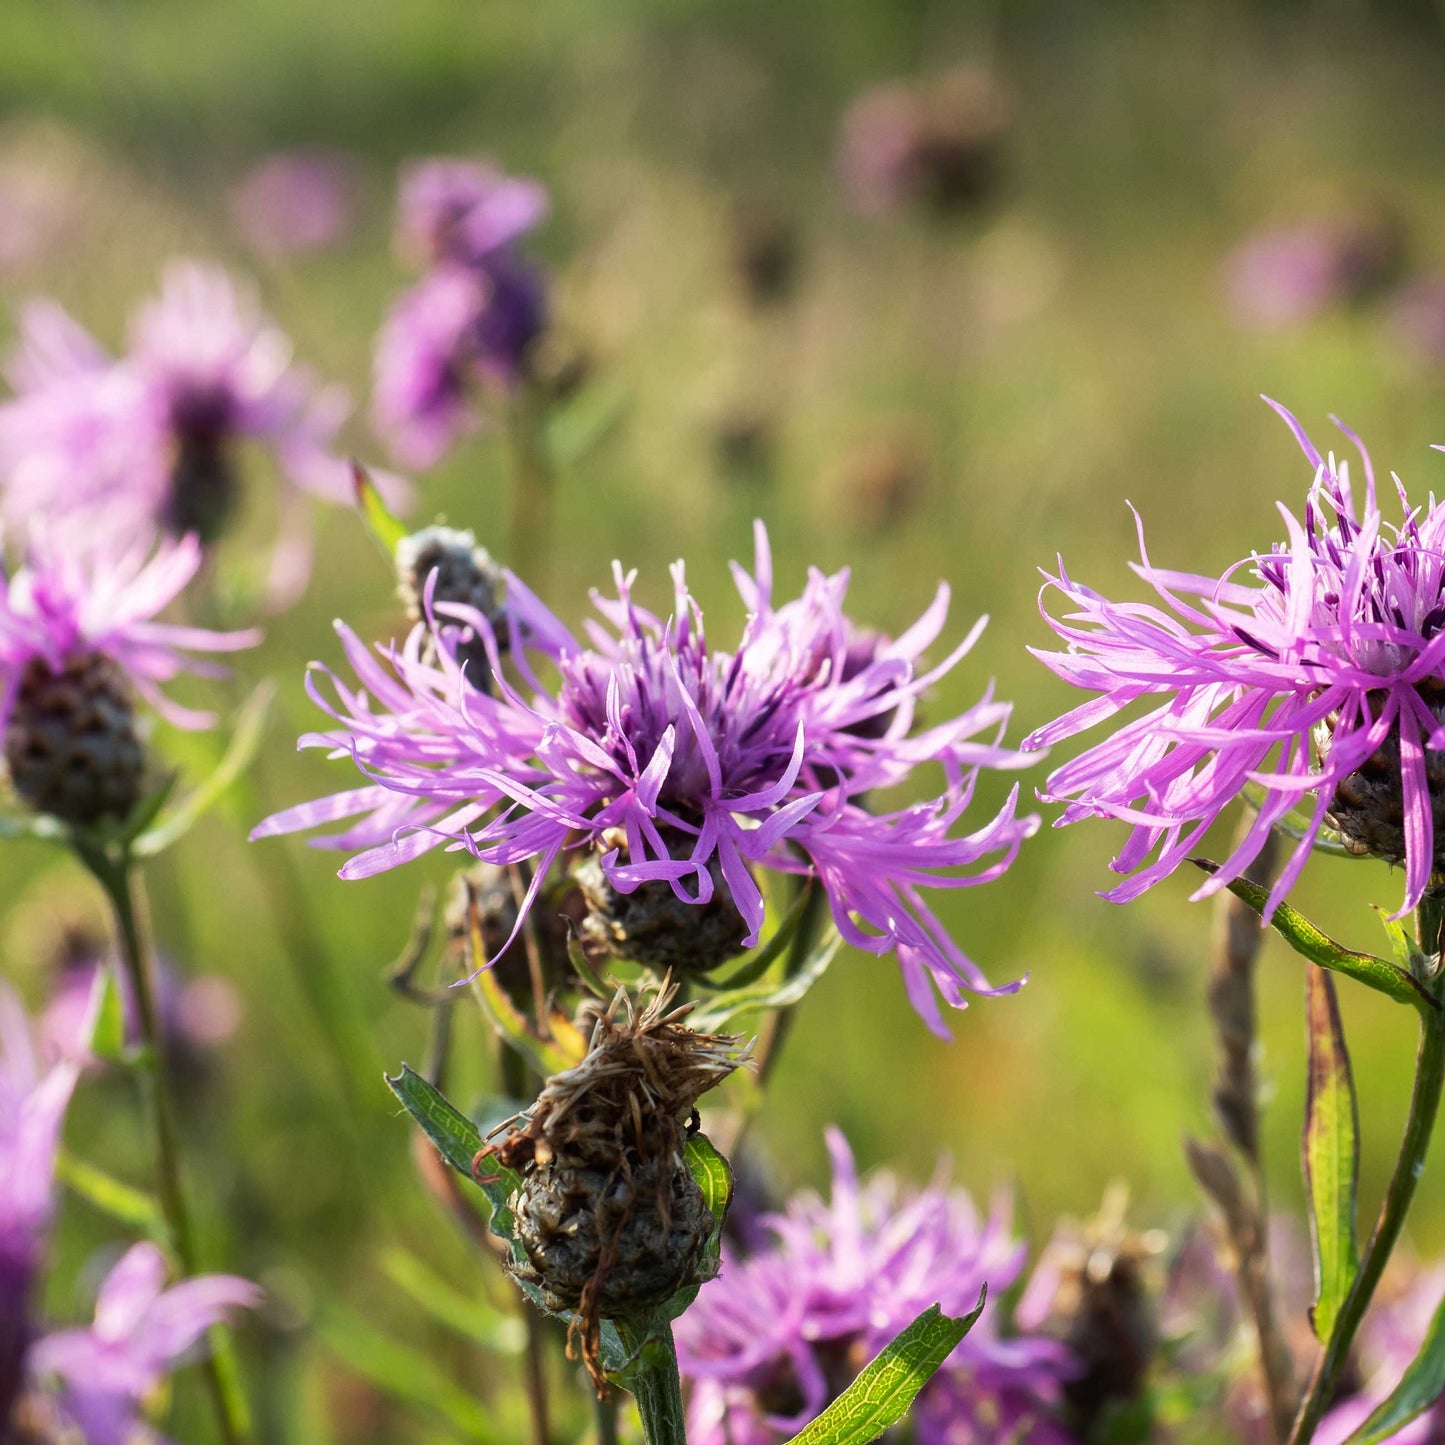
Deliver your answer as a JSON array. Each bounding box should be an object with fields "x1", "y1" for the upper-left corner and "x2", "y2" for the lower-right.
[
  {"x1": 0, "y1": 261, "x2": 400, "y2": 606},
  {"x1": 1027, "y1": 402, "x2": 1445, "y2": 919},
  {"x1": 675, "y1": 1128, "x2": 1075, "y2": 1445},
  {"x1": 372, "y1": 158, "x2": 549, "y2": 468},
  {"x1": 255, "y1": 522, "x2": 1036, "y2": 1033}
]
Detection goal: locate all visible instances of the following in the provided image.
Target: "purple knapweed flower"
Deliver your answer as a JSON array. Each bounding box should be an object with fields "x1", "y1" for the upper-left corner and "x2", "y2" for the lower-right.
[
  {"x1": 675, "y1": 1128, "x2": 1075, "y2": 1445},
  {"x1": 1316, "y1": 1266, "x2": 1445, "y2": 1444},
  {"x1": 1224, "y1": 216, "x2": 1402, "y2": 332},
  {"x1": 228, "y1": 149, "x2": 359, "y2": 259},
  {"x1": 27, "y1": 1242, "x2": 260, "y2": 1445},
  {"x1": 0, "y1": 984, "x2": 77, "y2": 1431},
  {"x1": 373, "y1": 158, "x2": 548, "y2": 468},
  {"x1": 1026, "y1": 400, "x2": 1445, "y2": 921},
  {"x1": 0, "y1": 261, "x2": 406, "y2": 605},
  {"x1": 254, "y1": 522, "x2": 1037, "y2": 1033},
  {"x1": 395, "y1": 158, "x2": 548, "y2": 270}
]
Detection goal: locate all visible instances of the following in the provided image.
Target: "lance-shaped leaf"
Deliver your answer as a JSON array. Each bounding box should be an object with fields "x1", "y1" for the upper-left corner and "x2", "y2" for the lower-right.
[
  {"x1": 353, "y1": 461, "x2": 409, "y2": 557},
  {"x1": 381, "y1": 1248, "x2": 525, "y2": 1354},
  {"x1": 690, "y1": 928, "x2": 842, "y2": 1032},
  {"x1": 1243, "y1": 784, "x2": 1359, "y2": 858},
  {"x1": 132, "y1": 682, "x2": 275, "y2": 858},
  {"x1": 81, "y1": 964, "x2": 128, "y2": 1064},
  {"x1": 1192, "y1": 861, "x2": 1434, "y2": 1012},
  {"x1": 55, "y1": 1150, "x2": 166, "y2": 1242},
  {"x1": 1304, "y1": 969, "x2": 1360, "y2": 1343},
  {"x1": 782, "y1": 1296, "x2": 987, "y2": 1445},
  {"x1": 1342, "y1": 1289, "x2": 1445, "y2": 1443}
]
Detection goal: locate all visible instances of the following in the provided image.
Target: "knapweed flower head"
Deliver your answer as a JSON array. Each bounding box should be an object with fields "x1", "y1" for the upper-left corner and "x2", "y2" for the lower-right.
[
  {"x1": 0, "y1": 531, "x2": 258, "y2": 824},
  {"x1": 228, "y1": 149, "x2": 359, "y2": 259},
  {"x1": 373, "y1": 157, "x2": 548, "y2": 468},
  {"x1": 0, "y1": 984, "x2": 76, "y2": 1430},
  {"x1": 1224, "y1": 214, "x2": 1402, "y2": 331},
  {"x1": 26, "y1": 1241, "x2": 260, "y2": 1445},
  {"x1": 674, "y1": 1128, "x2": 1075, "y2": 1445},
  {"x1": 254, "y1": 522, "x2": 1037, "y2": 1033},
  {"x1": 0, "y1": 261, "x2": 402, "y2": 605},
  {"x1": 1026, "y1": 400, "x2": 1445, "y2": 920}
]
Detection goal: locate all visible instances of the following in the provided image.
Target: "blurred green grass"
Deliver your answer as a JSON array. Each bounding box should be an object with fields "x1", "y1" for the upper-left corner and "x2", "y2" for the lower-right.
[{"x1": 8, "y1": 2, "x2": 1445, "y2": 1439}]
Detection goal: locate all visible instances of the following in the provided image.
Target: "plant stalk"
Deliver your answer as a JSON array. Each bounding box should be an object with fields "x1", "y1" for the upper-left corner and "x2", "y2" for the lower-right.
[
  {"x1": 1287, "y1": 931, "x2": 1445, "y2": 1444},
  {"x1": 617, "y1": 1313, "x2": 688, "y2": 1445},
  {"x1": 82, "y1": 845, "x2": 252, "y2": 1445}
]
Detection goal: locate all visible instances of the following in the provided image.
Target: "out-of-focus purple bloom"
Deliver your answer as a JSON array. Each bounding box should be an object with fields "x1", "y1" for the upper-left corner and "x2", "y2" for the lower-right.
[
  {"x1": 0, "y1": 531, "x2": 259, "y2": 733},
  {"x1": 1026, "y1": 400, "x2": 1445, "y2": 920},
  {"x1": 28, "y1": 1242, "x2": 260, "y2": 1445},
  {"x1": 395, "y1": 158, "x2": 548, "y2": 269},
  {"x1": 228, "y1": 149, "x2": 359, "y2": 258},
  {"x1": 374, "y1": 157, "x2": 549, "y2": 468},
  {"x1": 1388, "y1": 275, "x2": 1445, "y2": 369},
  {"x1": 1316, "y1": 1267, "x2": 1445, "y2": 1444},
  {"x1": 0, "y1": 262, "x2": 407, "y2": 606},
  {"x1": 254, "y1": 521, "x2": 1037, "y2": 1033},
  {"x1": 1225, "y1": 216, "x2": 1402, "y2": 331},
  {"x1": 0, "y1": 984, "x2": 76, "y2": 1431},
  {"x1": 837, "y1": 68, "x2": 1011, "y2": 218},
  {"x1": 675, "y1": 1128, "x2": 1074, "y2": 1445}
]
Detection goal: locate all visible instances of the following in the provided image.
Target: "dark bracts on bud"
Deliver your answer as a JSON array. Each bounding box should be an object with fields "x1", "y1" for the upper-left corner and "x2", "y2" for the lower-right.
[
  {"x1": 4, "y1": 654, "x2": 145, "y2": 826},
  {"x1": 163, "y1": 436, "x2": 238, "y2": 546},
  {"x1": 1324, "y1": 697, "x2": 1445, "y2": 873},
  {"x1": 573, "y1": 853, "x2": 749, "y2": 977},
  {"x1": 478, "y1": 982, "x2": 748, "y2": 1391},
  {"x1": 396, "y1": 526, "x2": 506, "y2": 690}
]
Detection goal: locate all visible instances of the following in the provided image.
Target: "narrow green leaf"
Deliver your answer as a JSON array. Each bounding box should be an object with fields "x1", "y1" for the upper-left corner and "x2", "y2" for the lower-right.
[
  {"x1": 1242, "y1": 783, "x2": 1360, "y2": 857},
  {"x1": 1343, "y1": 1289, "x2": 1445, "y2": 1443},
  {"x1": 82, "y1": 964, "x2": 128, "y2": 1063},
  {"x1": 545, "y1": 378, "x2": 630, "y2": 469},
  {"x1": 354, "y1": 462, "x2": 409, "y2": 556},
  {"x1": 1304, "y1": 968, "x2": 1360, "y2": 1343},
  {"x1": 708, "y1": 883, "x2": 815, "y2": 992},
  {"x1": 690, "y1": 928, "x2": 842, "y2": 1032},
  {"x1": 685, "y1": 1134, "x2": 733, "y2": 1227},
  {"x1": 132, "y1": 682, "x2": 276, "y2": 858},
  {"x1": 381, "y1": 1248, "x2": 524, "y2": 1354},
  {"x1": 317, "y1": 1309, "x2": 494, "y2": 1441},
  {"x1": 783, "y1": 1296, "x2": 987, "y2": 1445},
  {"x1": 55, "y1": 1149, "x2": 166, "y2": 1240},
  {"x1": 469, "y1": 963, "x2": 581, "y2": 1077},
  {"x1": 1193, "y1": 861, "x2": 1434, "y2": 1012}
]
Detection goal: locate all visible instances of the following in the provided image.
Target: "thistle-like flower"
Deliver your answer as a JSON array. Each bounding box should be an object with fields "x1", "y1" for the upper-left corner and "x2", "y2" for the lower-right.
[
  {"x1": 0, "y1": 262, "x2": 401, "y2": 603},
  {"x1": 254, "y1": 522, "x2": 1037, "y2": 1032},
  {"x1": 0, "y1": 533, "x2": 258, "y2": 825},
  {"x1": 1027, "y1": 401, "x2": 1445, "y2": 919},
  {"x1": 373, "y1": 158, "x2": 548, "y2": 469},
  {"x1": 25, "y1": 1242, "x2": 260, "y2": 1445},
  {"x1": 674, "y1": 1128, "x2": 1075, "y2": 1445},
  {"x1": 0, "y1": 985, "x2": 76, "y2": 1434}
]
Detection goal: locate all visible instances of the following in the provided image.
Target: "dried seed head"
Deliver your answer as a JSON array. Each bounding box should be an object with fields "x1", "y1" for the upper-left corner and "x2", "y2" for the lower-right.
[
  {"x1": 395, "y1": 526, "x2": 506, "y2": 688},
  {"x1": 4, "y1": 654, "x2": 145, "y2": 826},
  {"x1": 482, "y1": 980, "x2": 749, "y2": 1390},
  {"x1": 573, "y1": 851, "x2": 749, "y2": 977},
  {"x1": 1025, "y1": 1187, "x2": 1164, "y2": 1432},
  {"x1": 1320, "y1": 690, "x2": 1445, "y2": 877}
]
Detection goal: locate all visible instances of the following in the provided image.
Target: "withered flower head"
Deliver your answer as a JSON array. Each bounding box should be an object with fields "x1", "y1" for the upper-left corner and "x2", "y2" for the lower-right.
[{"x1": 479, "y1": 980, "x2": 749, "y2": 1390}]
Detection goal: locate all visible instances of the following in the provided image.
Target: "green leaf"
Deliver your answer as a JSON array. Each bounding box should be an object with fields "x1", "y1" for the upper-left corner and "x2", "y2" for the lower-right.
[
  {"x1": 82, "y1": 964, "x2": 128, "y2": 1063},
  {"x1": 55, "y1": 1149, "x2": 166, "y2": 1241},
  {"x1": 1304, "y1": 968, "x2": 1359, "y2": 1343},
  {"x1": 316, "y1": 1309, "x2": 495, "y2": 1441},
  {"x1": 1192, "y1": 861, "x2": 1435, "y2": 1012},
  {"x1": 354, "y1": 462, "x2": 409, "y2": 557},
  {"x1": 782, "y1": 1296, "x2": 987, "y2": 1445},
  {"x1": 707, "y1": 883, "x2": 816, "y2": 992},
  {"x1": 132, "y1": 682, "x2": 276, "y2": 859},
  {"x1": 1343, "y1": 1288, "x2": 1445, "y2": 1442},
  {"x1": 1243, "y1": 784, "x2": 1360, "y2": 857},
  {"x1": 381, "y1": 1248, "x2": 524, "y2": 1354},
  {"x1": 545, "y1": 378, "x2": 630, "y2": 469},
  {"x1": 689, "y1": 927, "x2": 842, "y2": 1032}
]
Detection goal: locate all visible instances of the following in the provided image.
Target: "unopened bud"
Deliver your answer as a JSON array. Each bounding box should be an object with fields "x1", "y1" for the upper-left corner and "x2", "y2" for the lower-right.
[
  {"x1": 396, "y1": 526, "x2": 505, "y2": 690},
  {"x1": 5, "y1": 654, "x2": 145, "y2": 826}
]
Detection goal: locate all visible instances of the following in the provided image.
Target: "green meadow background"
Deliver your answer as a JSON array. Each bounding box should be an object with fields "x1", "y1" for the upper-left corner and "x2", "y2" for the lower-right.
[{"x1": 6, "y1": 1, "x2": 1445, "y2": 1438}]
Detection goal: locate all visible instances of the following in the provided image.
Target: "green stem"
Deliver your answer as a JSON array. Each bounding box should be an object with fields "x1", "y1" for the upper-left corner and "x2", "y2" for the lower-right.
[
  {"x1": 616, "y1": 1314, "x2": 688, "y2": 1445},
  {"x1": 81, "y1": 845, "x2": 252, "y2": 1445},
  {"x1": 1287, "y1": 979, "x2": 1445, "y2": 1442}
]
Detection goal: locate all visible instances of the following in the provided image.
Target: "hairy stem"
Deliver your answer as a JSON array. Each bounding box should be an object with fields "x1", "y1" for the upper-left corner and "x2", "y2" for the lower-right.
[
  {"x1": 616, "y1": 1313, "x2": 688, "y2": 1445},
  {"x1": 82, "y1": 847, "x2": 252, "y2": 1445},
  {"x1": 1287, "y1": 986, "x2": 1445, "y2": 1442}
]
